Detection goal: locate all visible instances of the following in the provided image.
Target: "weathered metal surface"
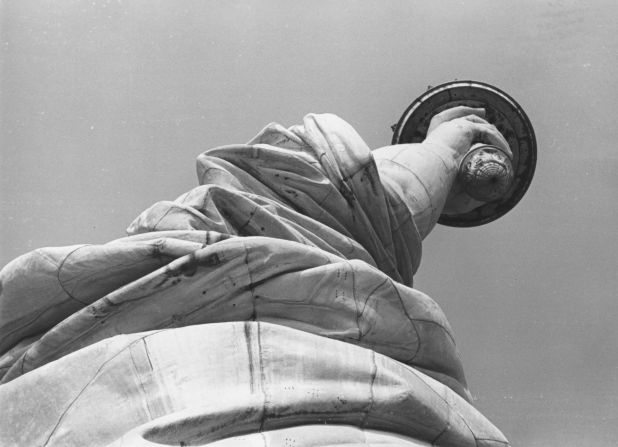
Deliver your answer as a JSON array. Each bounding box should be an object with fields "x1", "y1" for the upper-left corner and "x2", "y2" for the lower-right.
[{"x1": 0, "y1": 113, "x2": 509, "y2": 446}]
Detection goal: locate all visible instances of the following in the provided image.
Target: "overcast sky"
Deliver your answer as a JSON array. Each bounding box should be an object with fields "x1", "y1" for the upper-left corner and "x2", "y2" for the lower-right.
[{"x1": 1, "y1": 1, "x2": 617, "y2": 445}]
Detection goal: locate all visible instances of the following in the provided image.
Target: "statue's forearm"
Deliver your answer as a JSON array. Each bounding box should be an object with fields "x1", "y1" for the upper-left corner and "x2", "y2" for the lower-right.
[{"x1": 373, "y1": 143, "x2": 460, "y2": 239}]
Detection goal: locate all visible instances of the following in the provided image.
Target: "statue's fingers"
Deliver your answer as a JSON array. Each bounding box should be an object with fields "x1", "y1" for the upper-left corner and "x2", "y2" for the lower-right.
[
  {"x1": 471, "y1": 123, "x2": 513, "y2": 159},
  {"x1": 435, "y1": 106, "x2": 486, "y2": 121},
  {"x1": 428, "y1": 106, "x2": 486, "y2": 134},
  {"x1": 459, "y1": 114, "x2": 490, "y2": 125}
]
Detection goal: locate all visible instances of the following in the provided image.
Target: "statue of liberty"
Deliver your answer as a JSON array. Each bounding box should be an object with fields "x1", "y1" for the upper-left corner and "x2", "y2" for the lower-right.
[{"x1": 0, "y1": 81, "x2": 535, "y2": 447}]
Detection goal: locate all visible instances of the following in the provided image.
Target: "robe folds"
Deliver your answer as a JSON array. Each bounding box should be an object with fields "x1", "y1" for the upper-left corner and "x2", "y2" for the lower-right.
[{"x1": 0, "y1": 114, "x2": 509, "y2": 446}]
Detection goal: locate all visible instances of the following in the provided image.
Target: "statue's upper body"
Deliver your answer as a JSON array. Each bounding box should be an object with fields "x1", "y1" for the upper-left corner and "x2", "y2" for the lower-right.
[{"x1": 0, "y1": 109, "x2": 510, "y2": 446}]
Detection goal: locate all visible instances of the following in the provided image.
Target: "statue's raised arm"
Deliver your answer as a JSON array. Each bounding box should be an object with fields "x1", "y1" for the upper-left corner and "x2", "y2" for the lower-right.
[{"x1": 375, "y1": 105, "x2": 512, "y2": 238}]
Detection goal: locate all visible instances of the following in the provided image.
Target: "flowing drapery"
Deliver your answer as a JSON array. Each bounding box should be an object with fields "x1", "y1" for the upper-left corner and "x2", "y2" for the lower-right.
[{"x1": 0, "y1": 114, "x2": 508, "y2": 446}]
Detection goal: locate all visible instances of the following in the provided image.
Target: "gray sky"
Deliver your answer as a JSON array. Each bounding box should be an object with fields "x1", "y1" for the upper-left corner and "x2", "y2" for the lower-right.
[{"x1": 1, "y1": 1, "x2": 617, "y2": 445}]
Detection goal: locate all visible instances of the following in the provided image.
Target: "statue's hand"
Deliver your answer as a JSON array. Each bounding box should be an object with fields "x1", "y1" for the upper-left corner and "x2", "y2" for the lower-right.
[{"x1": 424, "y1": 106, "x2": 512, "y2": 160}]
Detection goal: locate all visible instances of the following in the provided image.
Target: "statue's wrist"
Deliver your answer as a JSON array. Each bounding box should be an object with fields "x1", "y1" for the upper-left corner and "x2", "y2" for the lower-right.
[{"x1": 420, "y1": 141, "x2": 460, "y2": 173}]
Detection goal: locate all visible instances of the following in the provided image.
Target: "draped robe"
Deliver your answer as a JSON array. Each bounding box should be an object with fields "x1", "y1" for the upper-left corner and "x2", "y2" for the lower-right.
[{"x1": 0, "y1": 114, "x2": 509, "y2": 446}]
